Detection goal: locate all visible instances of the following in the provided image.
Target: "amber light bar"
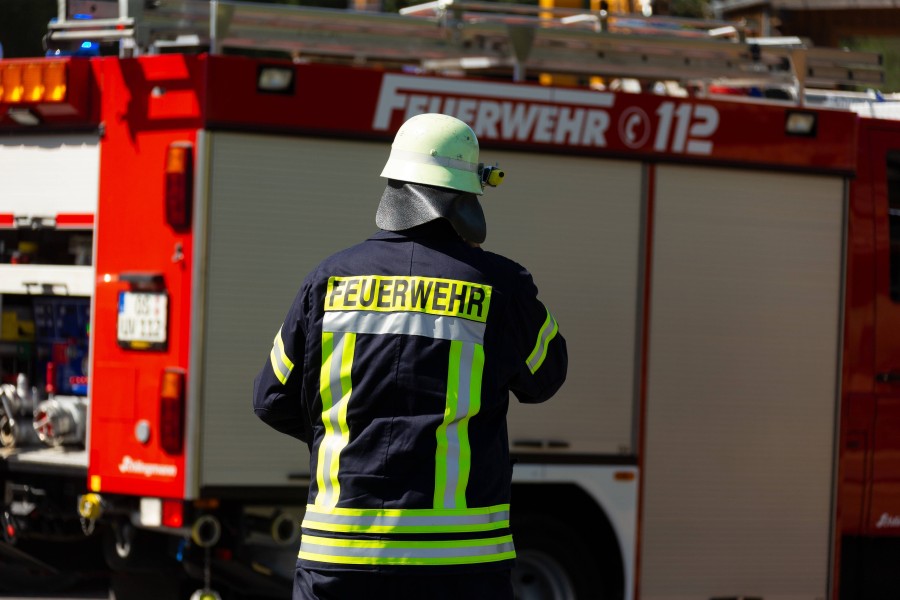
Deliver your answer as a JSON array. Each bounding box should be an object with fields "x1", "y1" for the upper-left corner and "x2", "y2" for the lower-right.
[{"x1": 0, "y1": 60, "x2": 68, "y2": 104}]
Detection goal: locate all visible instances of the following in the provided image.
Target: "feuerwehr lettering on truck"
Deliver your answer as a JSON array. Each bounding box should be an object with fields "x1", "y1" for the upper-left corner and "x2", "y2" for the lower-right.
[
  {"x1": 374, "y1": 73, "x2": 615, "y2": 146},
  {"x1": 372, "y1": 73, "x2": 719, "y2": 156}
]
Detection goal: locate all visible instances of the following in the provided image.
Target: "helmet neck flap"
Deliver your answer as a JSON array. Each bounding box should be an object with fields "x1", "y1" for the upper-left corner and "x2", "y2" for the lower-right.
[{"x1": 376, "y1": 179, "x2": 487, "y2": 244}]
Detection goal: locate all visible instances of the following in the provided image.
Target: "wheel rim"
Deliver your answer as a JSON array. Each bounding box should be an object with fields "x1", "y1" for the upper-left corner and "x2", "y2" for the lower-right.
[
  {"x1": 512, "y1": 549, "x2": 577, "y2": 600},
  {"x1": 114, "y1": 523, "x2": 134, "y2": 559}
]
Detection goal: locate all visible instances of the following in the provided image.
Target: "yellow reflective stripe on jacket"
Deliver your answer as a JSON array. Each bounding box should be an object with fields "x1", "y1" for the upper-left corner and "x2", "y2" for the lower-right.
[
  {"x1": 526, "y1": 309, "x2": 559, "y2": 374},
  {"x1": 314, "y1": 331, "x2": 356, "y2": 509},
  {"x1": 269, "y1": 327, "x2": 295, "y2": 385},
  {"x1": 298, "y1": 534, "x2": 515, "y2": 566},
  {"x1": 434, "y1": 341, "x2": 483, "y2": 509},
  {"x1": 301, "y1": 504, "x2": 510, "y2": 534}
]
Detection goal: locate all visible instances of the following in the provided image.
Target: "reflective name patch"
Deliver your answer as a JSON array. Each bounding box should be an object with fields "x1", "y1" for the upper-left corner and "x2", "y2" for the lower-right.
[{"x1": 325, "y1": 276, "x2": 491, "y2": 323}]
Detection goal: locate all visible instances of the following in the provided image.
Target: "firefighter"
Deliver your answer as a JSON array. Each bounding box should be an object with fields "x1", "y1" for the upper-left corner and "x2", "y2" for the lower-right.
[{"x1": 252, "y1": 113, "x2": 568, "y2": 600}]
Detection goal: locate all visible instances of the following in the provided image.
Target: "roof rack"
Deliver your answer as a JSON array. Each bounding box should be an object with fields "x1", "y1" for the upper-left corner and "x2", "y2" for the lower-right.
[{"x1": 47, "y1": 0, "x2": 883, "y2": 94}]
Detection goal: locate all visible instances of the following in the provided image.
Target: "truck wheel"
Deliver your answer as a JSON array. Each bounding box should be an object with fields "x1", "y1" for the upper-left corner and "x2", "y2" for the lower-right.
[{"x1": 512, "y1": 513, "x2": 610, "y2": 600}]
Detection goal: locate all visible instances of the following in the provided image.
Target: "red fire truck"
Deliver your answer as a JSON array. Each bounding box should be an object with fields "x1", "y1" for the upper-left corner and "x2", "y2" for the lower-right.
[{"x1": 2, "y1": 0, "x2": 899, "y2": 598}]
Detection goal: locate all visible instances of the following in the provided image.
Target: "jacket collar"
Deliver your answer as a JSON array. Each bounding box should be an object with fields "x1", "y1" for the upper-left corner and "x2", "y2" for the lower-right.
[{"x1": 370, "y1": 220, "x2": 463, "y2": 242}]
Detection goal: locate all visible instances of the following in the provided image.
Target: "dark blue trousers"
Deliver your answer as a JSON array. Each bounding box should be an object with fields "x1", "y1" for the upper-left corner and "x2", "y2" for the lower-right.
[{"x1": 295, "y1": 566, "x2": 515, "y2": 600}]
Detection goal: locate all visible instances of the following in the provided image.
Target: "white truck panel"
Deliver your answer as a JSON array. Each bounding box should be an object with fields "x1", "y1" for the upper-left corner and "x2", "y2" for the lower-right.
[
  {"x1": 199, "y1": 132, "x2": 386, "y2": 487},
  {"x1": 483, "y1": 151, "x2": 642, "y2": 455},
  {"x1": 641, "y1": 165, "x2": 845, "y2": 599},
  {"x1": 0, "y1": 264, "x2": 93, "y2": 296},
  {"x1": 0, "y1": 134, "x2": 99, "y2": 217}
]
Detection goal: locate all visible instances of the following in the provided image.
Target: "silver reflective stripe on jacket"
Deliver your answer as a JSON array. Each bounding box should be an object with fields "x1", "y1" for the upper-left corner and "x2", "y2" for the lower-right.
[{"x1": 324, "y1": 310, "x2": 485, "y2": 344}]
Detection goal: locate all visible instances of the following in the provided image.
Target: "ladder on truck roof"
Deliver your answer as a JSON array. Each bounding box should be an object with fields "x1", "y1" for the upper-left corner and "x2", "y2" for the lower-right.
[{"x1": 47, "y1": 0, "x2": 883, "y2": 96}]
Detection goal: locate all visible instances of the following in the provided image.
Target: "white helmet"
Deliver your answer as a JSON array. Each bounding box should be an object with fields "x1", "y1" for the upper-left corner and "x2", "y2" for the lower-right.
[{"x1": 380, "y1": 113, "x2": 484, "y2": 195}]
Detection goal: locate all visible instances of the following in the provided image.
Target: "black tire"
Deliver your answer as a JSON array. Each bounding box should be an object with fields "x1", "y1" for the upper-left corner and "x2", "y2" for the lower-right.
[
  {"x1": 102, "y1": 521, "x2": 174, "y2": 573},
  {"x1": 108, "y1": 570, "x2": 186, "y2": 600},
  {"x1": 512, "y1": 512, "x2": 611, "y2": 600}
]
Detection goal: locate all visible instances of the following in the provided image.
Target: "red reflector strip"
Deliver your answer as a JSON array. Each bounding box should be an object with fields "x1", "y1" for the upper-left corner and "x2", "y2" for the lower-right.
[
  {"x1": 0, "y1": 214, "x2": 94, "y2": 229},
  {"x1": 56, "y1": 213, "x2": 95, "y2": 229}
]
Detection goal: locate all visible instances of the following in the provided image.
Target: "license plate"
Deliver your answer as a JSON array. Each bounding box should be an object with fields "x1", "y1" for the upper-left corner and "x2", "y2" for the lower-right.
[{"x1": 117, "y1": 292, "x2": 168, "y2": 349}]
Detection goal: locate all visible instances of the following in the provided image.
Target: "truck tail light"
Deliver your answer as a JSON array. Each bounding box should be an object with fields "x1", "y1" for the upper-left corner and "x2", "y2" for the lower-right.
[
  {"x1": 165, "y1": 142, "x2": 193, "y2": 231},
  {"x1": 162, "y1": 499, "x2": 184, "y2": 528},
  {"x1": 45, "y1": 362, "x2": 56, "y2": 395},
  {"x1": 160, "y1": 368, "x2": 186, "y2": 455}
]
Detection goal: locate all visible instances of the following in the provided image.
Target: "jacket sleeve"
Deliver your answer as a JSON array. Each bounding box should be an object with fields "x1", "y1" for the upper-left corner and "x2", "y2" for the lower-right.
[
  {"x1": 252, "y1": 279, "x2": 312, "y2": 443},
  {"x1": 507, "y1": 267, "x2": 568, "y2": 404}
]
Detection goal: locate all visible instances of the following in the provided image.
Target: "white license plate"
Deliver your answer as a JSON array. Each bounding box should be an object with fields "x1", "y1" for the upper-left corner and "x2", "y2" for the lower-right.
[{"x1": 117, "y1": 292, "x2": 168, "y2": 348}]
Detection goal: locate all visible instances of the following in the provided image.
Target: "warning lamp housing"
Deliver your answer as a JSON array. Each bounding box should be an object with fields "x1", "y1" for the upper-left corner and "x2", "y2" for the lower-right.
[{"x1": 0, "y1": 58, "x2": 96, "y2": 128}]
